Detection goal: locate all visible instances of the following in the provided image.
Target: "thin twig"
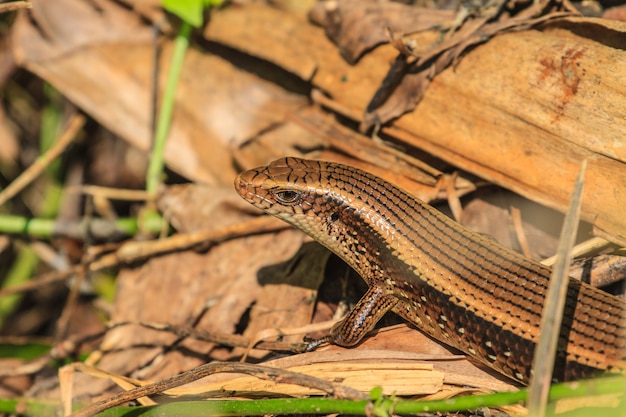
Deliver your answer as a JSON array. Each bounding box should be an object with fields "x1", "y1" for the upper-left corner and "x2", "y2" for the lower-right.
[
  {"x1": 55, "y1": 265, "x2": 87, "y2": 342},
  {"x1": 0, "y1": 216, "x2": 287, "y2": 297},
  {"x1": 0, "y1": 267, "x2": 79, "y2": 298},
  {"x1": 69, "y1": 361, "x2": 366, "y2": 417},
  {"x1": 0, "y1": 1, "x2": 31, "y2": 14},
  {"x1": 67, "y1": 185, "x2": 151, "y2": 202},
  {"x1": 0, "y1": 114, "x2": 85, "y2": 206},
  {"x1": 114, "y1": 215, "x2": 287, "y2": 263},
  {"x1": 540, "y1": 236, "x2": 611, "y2": 267},
  {"x1": 105, "y1": 321, "x2": 309, "y2": 353},
  {"x1": 510, "y1": 206, "x2": 532, "y2": 259}
]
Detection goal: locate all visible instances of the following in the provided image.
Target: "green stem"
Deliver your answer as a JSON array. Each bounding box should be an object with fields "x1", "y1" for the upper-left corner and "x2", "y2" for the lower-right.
[
  {"x1": 0, "y1": 245, "x2": 38, "y2": 328},
  {"x1": 146, "y1": 21, "x2": 192, "y2": 196},
  {"x1": 0, "y1": 214, "x2": 162, "y2": 239}
]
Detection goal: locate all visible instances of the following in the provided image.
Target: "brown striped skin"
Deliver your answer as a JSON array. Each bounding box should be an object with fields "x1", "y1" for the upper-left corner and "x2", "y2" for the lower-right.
[{"x1": 234, "y1": 157, "x2": 626, "y2": 384}]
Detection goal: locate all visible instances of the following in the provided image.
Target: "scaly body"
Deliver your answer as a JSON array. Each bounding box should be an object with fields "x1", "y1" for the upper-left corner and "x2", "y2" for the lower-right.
[{"x1": 235, "y1": 157, "x2": 626, "y2": 383}]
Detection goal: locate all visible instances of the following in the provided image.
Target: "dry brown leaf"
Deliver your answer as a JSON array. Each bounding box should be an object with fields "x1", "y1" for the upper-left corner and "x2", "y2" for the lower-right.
[
  {"x1": 198, "y1": 361, "x2": 443, "y2": 396},
  {"x1": 204, "y1": 3, "x2": 392, "y2": 118},
  {"x1": 46, "y1": 180, "x2": 313, "y2": 401},
  {"x1": 66, "y1": 344, "x2": 517, "y2": 401},
  {"x1": 12, "y1": 0, "x2": 307, "y2": 185},
  {"x1": 387, "y1": 17, "x2": 626, "y2": 244},
  {"x1": 66, "y1": 354, "x2": 442, "y2": 399},
  {"x1": 157, "y1": 184, "x2": 254, "y2": 232},
  {"x1": 73, "y1": 230, "x2": 306, "y2": 397},
  {"x1": 232, "y1": 118, "x2": 327, "y2": 170},
  {"x1": 357, "y1": 0, "x2": 578, "y2": 128},
  {"x1": 308, "y1": 0, "x2": 456, "y2": 64},
  {"x1": 233, "y1": 242, "x2": 329, "y2": 359},
  {"x1": 205, "y1": 3, "x2": 626, "y2": 245}
]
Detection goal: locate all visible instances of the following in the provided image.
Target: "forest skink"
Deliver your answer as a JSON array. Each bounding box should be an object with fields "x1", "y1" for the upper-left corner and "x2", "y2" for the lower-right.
[{"x1": 234, "y1": 157, "x2": 626, "y2": 383}]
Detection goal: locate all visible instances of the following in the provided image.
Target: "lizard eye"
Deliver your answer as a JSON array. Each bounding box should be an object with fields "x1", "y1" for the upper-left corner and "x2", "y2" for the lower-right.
[{"x1": 274, "y1": 190, "x2": 301, "y2": 204}]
